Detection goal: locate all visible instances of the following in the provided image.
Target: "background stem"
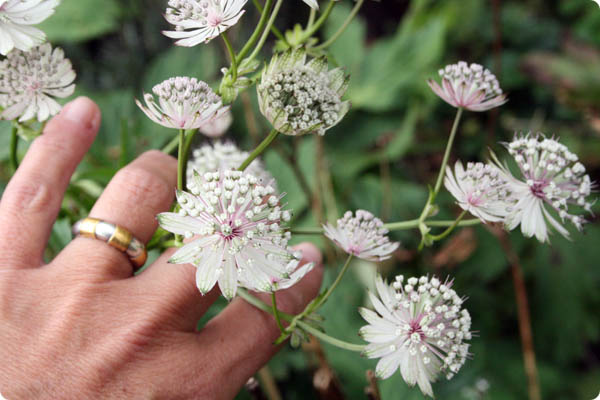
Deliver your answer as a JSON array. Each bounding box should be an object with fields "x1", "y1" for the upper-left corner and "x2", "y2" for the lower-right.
[
  {"x1": 239, "y1": 129, "x2": 279, "y2": 171},
  {"x1": 433, "y1": 107, "x2": 464, "y2": 197},
  {"x1": 9, "y1": 125, "x2": 19, "y2": 172}
]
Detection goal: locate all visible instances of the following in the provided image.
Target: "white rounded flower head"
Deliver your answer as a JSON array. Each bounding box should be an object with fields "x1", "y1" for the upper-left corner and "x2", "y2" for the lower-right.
[
  {"x1": 323, "y1": 210, "x2": 399, "y2": 261},
  {"x1": 360, "y1": 275, "x2": 472, "y2": 398},
  {"x1": 496, "y1": 134, "x2": 594, "y2": 242},
  {"x1": 428, "y1": 61, "x2": 507, "y2": 112},
  {"x1": 0, "y1": 43, "x2": 76, "y2": 122},
  {"x1": 257, "y1": 49, "x2": 350, "y2": 136},
  {"x1": 136, "y1": 77, "x2": 228, "y2": 130},
  {"x1": 163, "y1": 0, "x2": 247, "y2": 46},
  {"x1": 199, "y1": 108, "x2": 232, "y2": 137},
  {"x1": 0, "y1": 0, "x2": 59, "y2": 55},
  {"x1": 157, "y1": 170, "x2": 311, "y2": 300},
  {"x1": 444, "y1": 161, "x2": 515, "y2": 223},
  {"x1": 186, "y1": 141, "x2": 275, "y2": 190}
]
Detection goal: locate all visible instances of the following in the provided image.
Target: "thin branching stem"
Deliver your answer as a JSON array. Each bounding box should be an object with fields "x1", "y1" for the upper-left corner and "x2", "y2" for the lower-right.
[
  {"x1": 238, "y1": 128, "x2": 279, "y2": 171},
  {"x1": 239, "y1": 0, "x2": 274, "y2": 61},
  {"x1": 314, "y1": 0, "x2": 365, "y2": 50}
]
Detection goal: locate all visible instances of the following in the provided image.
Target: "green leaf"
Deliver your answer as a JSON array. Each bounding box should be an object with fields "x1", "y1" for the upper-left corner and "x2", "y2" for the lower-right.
[{"x1": 38, "y1": 0, "x2": 121, "y2": 42}]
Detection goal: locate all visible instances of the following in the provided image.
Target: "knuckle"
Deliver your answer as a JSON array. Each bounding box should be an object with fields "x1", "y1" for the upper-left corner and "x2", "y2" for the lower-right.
[
  {"x1": 112, "y1": 166, "x2": 172, "y2": 208},
  {"x1": 2, "y1": 175, "x2": 55, "y2": 215}
]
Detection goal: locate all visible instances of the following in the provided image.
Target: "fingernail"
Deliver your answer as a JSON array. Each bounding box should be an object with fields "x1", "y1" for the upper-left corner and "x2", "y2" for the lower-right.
[{"x1": 62, "y1": 97, "x2": 100, "y2": 130}]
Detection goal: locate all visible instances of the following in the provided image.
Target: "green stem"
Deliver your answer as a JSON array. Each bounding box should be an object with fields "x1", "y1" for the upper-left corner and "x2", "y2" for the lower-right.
[
  {"x1": 182, "y1": 129, "x2": 198, "y2": 180},
  {"x1": 237, "y1": 289, "x2": 364, "y2": 352},
  {"x1": 433, "y1": 107, "x2": 464, "y2": 197},
  {"x1": 238, "y1": 129, "x2": 280, "y2": 171},
  {"x1": 247, "y1": 0, "x2": 284, "y2": 62},
  {"x1": 299, "y1": 0, "x2": 336, "y2": 43},
  {"x1": 430, "y1": 210, "x2": 468, "y2": 241},
  {"x1": 291, "y1": 218, "x2": 481, "y2": 235},
  {"x1": 271, "y1": 292, "x2": 285, "y2": 333},
  {"x1": 312, "y1": 254, "x2": 353, "y2": 310},
  {"x1": 250, "y1": 0, "x2": 286, "y2": 43},
  {"x1": 307, "y1": 7, "x2": 317, "y2": 29},
  {"x1": 239, "y1": 0, "x2": 274, "y2": 61},
  {"x1": 296, "y1": 320, "x2": 364, "y2": 352},
  {"x1": 177, "y1": 129, "x2": 185, "y2": 190},
  {"x1": 314, "y1": 0, "x2": 364, "y2": 50},
  {"x1": 9, "y1": 125, "x2": 19, "y2": 172},
  {"x1": 222, "y1": 33, "x2": 238, "y2": 81}
]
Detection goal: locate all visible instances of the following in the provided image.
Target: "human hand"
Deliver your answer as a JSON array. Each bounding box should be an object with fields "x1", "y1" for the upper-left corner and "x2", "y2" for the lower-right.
[{"x1": 0, "y1": 97, "x2": 323, "y2": 399}]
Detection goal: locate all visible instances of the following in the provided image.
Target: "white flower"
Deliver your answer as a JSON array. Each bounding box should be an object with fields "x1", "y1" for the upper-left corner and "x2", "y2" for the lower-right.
[
  {"x1": 257, "y1": 49, "x2": 350, "y2": 136},
  {"x1": 136, "y1": 77, "x2": 228, "y2": 130},
  {"x1": 0, "y1": 43, "x2": 75, "y2": 122},
  {"x1": 163, "y1": 0, "x2": 246, "y2": 46},
  {"x1": 186, "y1": 141, "x2": 275, "y2": 190},
  {"x1": 302, "y1": 0, "x2": 318, "y2": 9},
  {"x1": 0, "y1": 0, "x2": 59, "y2": 55},
  {"x1": 428, "y1": 61, "x2": 507, "y2": 112},
  {"x1": 444, "y1": 161, "x2": 515, "y2": 223},
  {"x1": 157, "y1": 170, "x2": 310, "y2": 300},
  {"x1": 360, "y1": 275, "x2": 472, "y2": 398},
  {"x1": 493, "y1": 134, "x2": 594, "y2": 242},
  {"x1": 199, "y1": 108, "x2": 232, "y2": 137},
  {"x1": 323, "y1": 210, "x2": 399, "y2": 261}
]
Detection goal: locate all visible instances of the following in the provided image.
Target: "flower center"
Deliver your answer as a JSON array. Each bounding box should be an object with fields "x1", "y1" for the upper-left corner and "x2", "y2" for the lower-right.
[
  {"x1": 219, "y1": 222, "x2": 242, "y2": 241},
  {"x1": 408, "y1": 320, "x2": 425, "y2": 341},
  {"x1": 206, "y1": 10, "x2": 223, "y2": 27},
  {"x1": 529, "y1": 180, "x2": 548, "y2": 199}
]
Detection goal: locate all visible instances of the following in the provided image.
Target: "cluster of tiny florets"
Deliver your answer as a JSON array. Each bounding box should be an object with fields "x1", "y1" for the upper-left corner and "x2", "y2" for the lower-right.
[
  {"x1": 260, "y1": 67, "x2": 342, "y2": 136},
  {"x1": 158, "y1": 170, "x2": 306, "y2": 299},
  {"x1": 360, "y1": 275, "x2": 472, "y2": 397},
  {"x1": 445, "y1": 161, "x2": 514, "y2": 223},
  {"x1": 136, "y1": 76, "x2": 227, "y2": 130},
  {"x1": 439, "y1": 62, "x2": 502, "y2": 99},
  {"x1": 505, "y1": 135, "x2": 593, "y2": 230},
  {"x1": 0, "y1": 43, "x2": 75, "y2": 122},
  {"x1": 187, "y1": 141, "x2": 275, "y2": 189},
  {"x1": 323, "y1": 210, "x2": 399, "y2": 261},
  {"x1": 163, "y1": 0, "x2": 246, "y2": 46}
]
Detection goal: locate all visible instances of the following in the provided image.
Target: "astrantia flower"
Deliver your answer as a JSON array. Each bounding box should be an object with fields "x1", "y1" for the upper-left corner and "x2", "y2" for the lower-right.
[
  {"x1": 257, "y1": 49, "x2": 350, "y2": 136},
  {"x1": 157, "y1": 170, "x2": 310, "y2": 300},
  {"x1": 0, "y1": 0, "x2": 59, "y2": 55},
  {"x1": 163, "y1": 0, "x2": 246, "y2": 46},
  {"x1": 199, "y1": 108, "x2": 232, "y2": 137},
  {"x1": 186, "y1": 141, "x2": 275, "y2": 190},
  {"x1": 136, "y1": 77, "x2": 228, "y2": 130},
  {"x1": 360, "y1": 275, "x2": 472, "y2": 398},
  {"x1": 494, "y1": 134, "x2": 594, "y2": 242},
  {"x1": 444, "y1": 161, "x2": 515, "y2": 223},
  {"x1": 323, "y1": 210, "x2": 399, "y2": 261},
  {"x1": 0, "y1": 43, "x2": 75, "y2": 122},
  {"x1": 428, "y1": 61, "x2": 507, "y2": 112}
]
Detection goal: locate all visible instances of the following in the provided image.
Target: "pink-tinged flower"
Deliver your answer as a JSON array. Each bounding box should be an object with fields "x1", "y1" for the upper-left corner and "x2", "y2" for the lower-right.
[
  {"x1": 493, "y1": 134, "x2": 594, "y2": 243},
  {"x1": 157, "y1": 170, "x2": 311, "y2": 300},
  {"x1": 136, "y1": 77, "x2": 228, "y2": 130},
  {"x1": 0, "y1": 43, "x2": 75, "y2": 122},
  {"x1": 428, "y1": 61, "x2": 507, "y2": 112},
  {"x1": 444, "y1": 161, "x2": 515, "y2": 223},
  {"x1": 186, "y1": 141, "x2": 275, "y2": 191},
  {"x1": 323, "y1": 210, "x2": 399, "y2": 261},
  {"x1": 163, "y1": 0, "x2": 247, "y2": 46},
  {"x1": 360, "y1": 275, "x2": 472, "y2": 398},
  {"x1": 0, "y1": 0, "x2": 59, "y2": 55},
  {"x1": 199, "y1": 108, "x2": 232, "y2": 137}
]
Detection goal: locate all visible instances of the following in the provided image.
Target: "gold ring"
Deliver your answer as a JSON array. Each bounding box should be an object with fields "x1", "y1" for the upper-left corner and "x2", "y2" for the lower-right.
[{"x1": 72, "y1": 218, "x2": 148, "y2": 268}]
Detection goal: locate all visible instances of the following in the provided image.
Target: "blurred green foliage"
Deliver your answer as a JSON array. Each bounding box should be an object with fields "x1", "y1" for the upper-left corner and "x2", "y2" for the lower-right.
[{"x1": 2, "y1": 0, "x2": 600, "y2": 398}]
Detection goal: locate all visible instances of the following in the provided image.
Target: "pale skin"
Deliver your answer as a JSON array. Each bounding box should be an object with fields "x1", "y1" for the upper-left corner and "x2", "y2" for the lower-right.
[{"x1": 0, "y1": 97, "x2": 323, "y2": 399}]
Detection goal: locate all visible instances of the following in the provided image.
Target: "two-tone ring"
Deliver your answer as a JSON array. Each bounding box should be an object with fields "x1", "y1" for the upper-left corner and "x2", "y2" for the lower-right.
[{"x1": 72, "y1": 218, "x2": 147, "y2": 268}]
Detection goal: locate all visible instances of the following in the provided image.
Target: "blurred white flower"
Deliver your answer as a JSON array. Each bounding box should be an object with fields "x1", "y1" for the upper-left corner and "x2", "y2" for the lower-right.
[
  {"x1": 136, "y1": 77, "x2": 228, "y2": 130},
  {"x1": 428, "y1": 61, "x2": 507, "y2": 112},
  {"x1": 493, "y1": 134, "x2": 594, "y2": 243},
  {"x1": 323, "y1": 210, "x2": 399, "y2": 261},
  {"x1": 444, "y1": 161, "x2": 515, "y2": 223},
  {"x1": 360, "y1": 275, "x2": 472, "y2": 398},
  {"x1": 199, "y1": 108, "x2": 232, "y2": 137},
  {"x1": 0, "y1": 43, "x2": 75, "y2": 122},
  {"x1": 163, "y1": 0, "x2": 246, "y2": 46},
  {"x1": 302, "y1": 0, "x2": 318, "y2": 9},
  {"x1": 0, "y1": 0, "x2": 58, "y2": 55},
  {"x1": 186, "y1": 141, "x2": 275, "y2": 190},
  {"x1": 258, "y1": 49, "x2": 350, "y2": 136},
  {"x1": 158, "y1": 170, "x2": 310, "y2": 300}
]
